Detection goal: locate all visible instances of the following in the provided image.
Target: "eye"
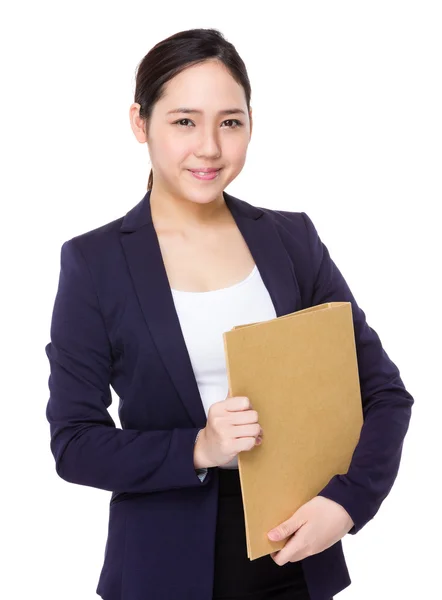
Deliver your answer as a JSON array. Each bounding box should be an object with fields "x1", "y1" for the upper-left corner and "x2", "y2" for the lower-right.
[
  {"x1": 221, "y1": 119, "x2": 243, "y2": 128},
  {"x1": 174, "y1": 118, "x2": 194, "y2": 128},
  {"x1": 172, "y1": 118, "x2": 243, "y2": 129}
]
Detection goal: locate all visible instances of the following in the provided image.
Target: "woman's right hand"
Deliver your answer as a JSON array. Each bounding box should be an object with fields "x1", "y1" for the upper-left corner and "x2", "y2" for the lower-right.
[{"x1": 194, "y1": 395, "x2": 264, "y2": 468}]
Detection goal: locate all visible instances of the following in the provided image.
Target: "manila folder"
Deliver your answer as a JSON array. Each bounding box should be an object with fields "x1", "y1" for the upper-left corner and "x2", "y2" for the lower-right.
[{"x1": 222, "y1": 301, "x2": 364, "y2": 560}]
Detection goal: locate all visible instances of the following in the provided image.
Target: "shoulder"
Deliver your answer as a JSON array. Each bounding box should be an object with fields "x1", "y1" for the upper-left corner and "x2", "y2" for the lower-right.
[
  {"x1": 63, "y1": 214, "x2": 124, "y2": 252},
  {"x1": 263, "y1": 206, "x2": 317, "y2": 237},
  {"x1": 243, "y1": 197, "x2": 322, "y2": 252},
  {"x1": 228, "y1": 194, "x2": 325, "y2": 272},
  {"x1": 57, "y1": 211, "x2": 127, "y2": 280},
  {"x1": 233, "y1": 192, "x2": 318, "y2": 239}
]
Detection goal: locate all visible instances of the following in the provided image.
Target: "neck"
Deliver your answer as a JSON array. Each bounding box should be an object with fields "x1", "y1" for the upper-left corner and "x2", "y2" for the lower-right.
[{"x1": 149, "y1": 185, "x2": 230, "y2": 231}]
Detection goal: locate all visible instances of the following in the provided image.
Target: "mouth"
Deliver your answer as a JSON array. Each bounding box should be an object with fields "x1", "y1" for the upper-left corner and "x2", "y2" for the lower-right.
[{"x1": 188, "y1": 168, "x2": 222, "y2": 181}]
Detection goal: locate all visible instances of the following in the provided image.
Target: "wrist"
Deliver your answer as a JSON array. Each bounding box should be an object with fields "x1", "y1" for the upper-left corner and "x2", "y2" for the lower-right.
[{"x1": 193, "y1": 428, "x2": 211, "y2": 469}]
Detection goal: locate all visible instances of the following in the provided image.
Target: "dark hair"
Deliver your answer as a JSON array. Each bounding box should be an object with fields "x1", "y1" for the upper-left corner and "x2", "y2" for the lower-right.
[{"x1": 133, "y1": 28, "x2": 252, "y2": 191}]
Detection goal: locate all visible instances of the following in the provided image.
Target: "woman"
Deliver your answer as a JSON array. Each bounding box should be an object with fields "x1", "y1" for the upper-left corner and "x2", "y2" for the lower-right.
[{"x1": 45, "y1": 28, "x2": 414, "y2": 600}]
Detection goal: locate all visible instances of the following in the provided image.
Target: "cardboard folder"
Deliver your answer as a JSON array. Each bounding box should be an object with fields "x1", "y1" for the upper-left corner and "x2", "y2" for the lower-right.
[{"x1": 222, "y1": 302, "x2": 364, "y2": 560}]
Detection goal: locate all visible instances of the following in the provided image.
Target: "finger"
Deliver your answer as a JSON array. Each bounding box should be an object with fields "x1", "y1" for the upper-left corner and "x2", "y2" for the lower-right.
[
  {"x1": 273, "y1": 551, "x2": 289, "y2": 567},
  {"x1": 230, "y1": 410, "x2": 259, "y2": 425},
  {"x1": 272, "y1": 540, "x2": 299, "y2": 566},
  {"x1": 233, "y1": 423, "x2": 261, "y2": 439},
  {"x1": 268, "y1": 520, "x2": 295, "y2": 541},
  {"x1": 225, "y1": 396, "x2": 252, "y2": 411},
  {"x1": 268, "y1": 514, "x2": 306, "y2": 541}
]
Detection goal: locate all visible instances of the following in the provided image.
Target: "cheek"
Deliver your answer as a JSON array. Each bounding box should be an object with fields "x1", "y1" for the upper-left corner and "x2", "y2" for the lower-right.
[
  {"x1": 228, "y1": 146, "x2": 248, "y2": 170},
  {"x1": 152, "y1": 139, "x2": 188, "y2": 170},
  {"x1": 225, "y1": 136, "x2": 249, "y2": 162}
]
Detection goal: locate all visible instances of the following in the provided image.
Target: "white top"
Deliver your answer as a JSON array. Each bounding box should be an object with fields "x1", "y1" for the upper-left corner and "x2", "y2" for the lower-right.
[{"x1": 171, "y1": 264, "x2": 277, "y2": 471}]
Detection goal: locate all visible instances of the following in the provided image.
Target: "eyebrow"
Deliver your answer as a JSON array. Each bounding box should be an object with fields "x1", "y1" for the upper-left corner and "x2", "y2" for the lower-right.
[{"x1": 166, "y1": 107, "x2": 246, "y2": 116}]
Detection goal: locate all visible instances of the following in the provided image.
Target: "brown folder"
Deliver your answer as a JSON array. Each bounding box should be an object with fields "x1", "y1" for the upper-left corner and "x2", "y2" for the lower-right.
[{"x1": 222, "y1": 302, "x2": 364, "y2": 560}]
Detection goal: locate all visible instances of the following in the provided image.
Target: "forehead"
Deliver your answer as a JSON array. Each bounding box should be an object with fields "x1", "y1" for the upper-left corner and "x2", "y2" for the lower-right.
[{"x1": 158, "y1": 61, "x2": 246, "y2": 110}]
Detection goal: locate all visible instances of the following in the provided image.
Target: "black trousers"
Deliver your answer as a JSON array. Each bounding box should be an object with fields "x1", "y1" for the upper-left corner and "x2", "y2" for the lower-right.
[{"x1": 212, "y1": 468, "x2": 315, "y2": 600}]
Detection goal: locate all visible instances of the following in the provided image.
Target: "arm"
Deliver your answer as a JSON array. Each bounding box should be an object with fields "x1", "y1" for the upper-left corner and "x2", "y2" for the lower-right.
[
  {"x1": 45, "y1": 238, "x2": 212, "y2": 494},
  {"x1": 300, "y1": 212, "x2": 414, "y2": 535}
]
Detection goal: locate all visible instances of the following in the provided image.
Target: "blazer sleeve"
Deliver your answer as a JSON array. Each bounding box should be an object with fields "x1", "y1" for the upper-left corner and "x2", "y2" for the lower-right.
[
  {"x1": 300, "y1": 212, "x2": 414, "y2": 535},
  {"x1": 45, "y1": 238, "x2": 212, "y2": 494}
]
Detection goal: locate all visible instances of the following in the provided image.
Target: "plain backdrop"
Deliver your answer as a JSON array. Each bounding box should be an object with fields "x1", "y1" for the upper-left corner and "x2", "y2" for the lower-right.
[{"x1": 1, "y1": 1, "x2": 440, "y2": 598}]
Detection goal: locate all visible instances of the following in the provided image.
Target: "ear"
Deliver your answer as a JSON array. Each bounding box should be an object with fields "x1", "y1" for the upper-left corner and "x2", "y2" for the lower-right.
[
  {"x1": 249, "y1": 106, "x2": 253, "y2": 140},
  {"x1": 129, "y1": 103, "x2": 148, "y2": 144}
]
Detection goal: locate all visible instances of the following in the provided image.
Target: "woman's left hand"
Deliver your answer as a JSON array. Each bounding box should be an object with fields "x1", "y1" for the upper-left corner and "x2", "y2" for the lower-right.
[{"x1": 267, "y1": 496, "x2": 354, "y2": 566}]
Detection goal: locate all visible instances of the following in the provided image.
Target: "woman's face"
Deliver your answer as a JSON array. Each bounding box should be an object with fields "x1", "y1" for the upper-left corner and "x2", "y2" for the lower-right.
[{"x1": 130, "y1": 59, "x2": 252, "y2": 206}]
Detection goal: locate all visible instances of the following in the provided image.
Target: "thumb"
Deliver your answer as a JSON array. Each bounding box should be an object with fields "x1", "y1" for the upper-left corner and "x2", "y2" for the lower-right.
[{"x1": 268, "y1": 513, "x2": 303, "y2": 541}]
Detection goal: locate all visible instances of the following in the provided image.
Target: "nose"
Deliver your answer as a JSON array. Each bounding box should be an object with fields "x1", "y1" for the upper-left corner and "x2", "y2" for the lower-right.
[{"x1": 195, "y1": 126, "x2": 221, "y2": 159}]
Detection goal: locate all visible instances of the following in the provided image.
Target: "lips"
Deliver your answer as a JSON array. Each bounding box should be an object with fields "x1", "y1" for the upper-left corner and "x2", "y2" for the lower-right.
[
  {"x1": 188, "y1": 169, "x2": 221, "y2": 181},
  {"x1": 188, "y1": 168, "x2": 221, "y2": 173}
]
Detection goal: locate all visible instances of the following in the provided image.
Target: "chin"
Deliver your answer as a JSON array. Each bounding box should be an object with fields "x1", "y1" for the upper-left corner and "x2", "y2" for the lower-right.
[
  {"x1": 182, "y1": 178, "x2": 227, "y2": 199},
  {"x1": 185, "y1": 191, "x2": 223, "y2": 205}
]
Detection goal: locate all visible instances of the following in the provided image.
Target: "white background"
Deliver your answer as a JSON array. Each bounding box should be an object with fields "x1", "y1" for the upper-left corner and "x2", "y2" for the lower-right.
[{"x1": 2, "y1": 1, "x2": 440, "y2": 598}]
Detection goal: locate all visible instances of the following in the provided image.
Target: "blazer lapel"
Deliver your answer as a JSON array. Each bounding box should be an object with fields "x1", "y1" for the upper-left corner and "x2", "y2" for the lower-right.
[{"x1": 120, "y1": 190, "x2": 301, "y2": 428}]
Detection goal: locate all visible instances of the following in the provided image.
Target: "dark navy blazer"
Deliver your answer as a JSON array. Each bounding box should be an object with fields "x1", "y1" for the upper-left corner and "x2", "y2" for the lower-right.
[{"x1": 45, "y1": 189, "x2": 414, "y2": 600}]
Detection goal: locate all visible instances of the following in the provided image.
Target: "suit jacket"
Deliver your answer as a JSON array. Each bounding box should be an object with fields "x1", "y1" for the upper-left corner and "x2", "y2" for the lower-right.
[{"x1": 45, "y1": 189, "x2": 414, "y2": 600}]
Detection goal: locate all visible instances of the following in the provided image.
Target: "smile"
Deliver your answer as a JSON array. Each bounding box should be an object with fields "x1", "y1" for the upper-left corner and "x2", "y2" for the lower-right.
[{"x1": 188, "y1": 169, "x2": 221, "y2": 181}]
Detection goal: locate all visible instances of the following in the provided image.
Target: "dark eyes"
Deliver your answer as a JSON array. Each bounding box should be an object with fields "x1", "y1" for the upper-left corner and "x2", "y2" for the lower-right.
[{"x1": 173, "y1": 118, "x2": 243, "y2": 129}]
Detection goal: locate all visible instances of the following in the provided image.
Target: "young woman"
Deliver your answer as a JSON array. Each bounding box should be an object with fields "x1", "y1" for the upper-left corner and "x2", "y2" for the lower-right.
[{"x1": 45, "y1": 28, "x2": 414, "y2": 600}]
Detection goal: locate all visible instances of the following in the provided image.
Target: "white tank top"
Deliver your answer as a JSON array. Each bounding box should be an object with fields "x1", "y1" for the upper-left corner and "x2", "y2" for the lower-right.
[{"x1": 170, "y1": 264, "x2": 276, "y2": 469}]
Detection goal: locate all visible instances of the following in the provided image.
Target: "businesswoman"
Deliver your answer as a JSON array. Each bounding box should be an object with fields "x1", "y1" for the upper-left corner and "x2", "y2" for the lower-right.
[{"x1": 45, "y1": 28, "x2": 414, "y2": 600}]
